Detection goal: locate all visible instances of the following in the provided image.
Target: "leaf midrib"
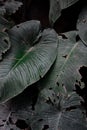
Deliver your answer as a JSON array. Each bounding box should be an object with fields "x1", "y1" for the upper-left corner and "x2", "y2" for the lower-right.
[{"x1": 56, "y1": 42, "x2": 79, "y2": 93}]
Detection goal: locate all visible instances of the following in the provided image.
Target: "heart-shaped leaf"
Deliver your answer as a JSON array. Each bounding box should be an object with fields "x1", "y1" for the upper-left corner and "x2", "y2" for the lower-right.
[{"x1": 0, "y1": 20, "x2": 58, "y2": 103}]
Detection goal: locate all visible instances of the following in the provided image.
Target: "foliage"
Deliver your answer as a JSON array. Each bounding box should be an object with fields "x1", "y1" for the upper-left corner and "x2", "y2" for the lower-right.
[
  {"x1": 0, "y1": 21, "x2": 58, "y2": 103},
  {"x1": 77, "y1": 5, "x2": 87, "y2": 46},
  {"x1": 49, "y1": 0, "x2": 79, "y2": 25},
  {"x1": 0, "y1": 0, "x2": 87, "y2": 130},
  {"x1": 0, "y1": 0, "x2": 22, "y2": 15}
]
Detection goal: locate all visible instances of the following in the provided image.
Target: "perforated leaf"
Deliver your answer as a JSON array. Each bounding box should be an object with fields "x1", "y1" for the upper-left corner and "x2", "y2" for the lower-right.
[
  {"x1": 40, "y1": 31, "x2": 87, "y2": 98},
  {"x1": 0, "y1": 92, "x2": 86, "y2": 130}
]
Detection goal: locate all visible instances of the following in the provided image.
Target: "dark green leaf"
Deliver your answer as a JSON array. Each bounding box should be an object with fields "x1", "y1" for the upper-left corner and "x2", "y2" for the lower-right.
[{"x1": 0, "y1": 20, "x2": 58, "y2": 103}]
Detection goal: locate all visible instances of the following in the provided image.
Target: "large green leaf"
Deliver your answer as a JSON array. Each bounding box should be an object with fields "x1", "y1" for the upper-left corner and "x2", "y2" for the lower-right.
[
  {"x1": 77, "y1": 5, "x2": 87, "y2": 46},
  {"x1": 40, "y1": 31, "x2": 87, "y2": 99},
  {"x1": 0, "y1": 91, "x2": 86, "y2": 130},
  {"x1": 49, "y1": 0, "x2": 79, "y2": 24},
  {"x1": 0, "y1": 20, "x2": 58, "y2": 103}
]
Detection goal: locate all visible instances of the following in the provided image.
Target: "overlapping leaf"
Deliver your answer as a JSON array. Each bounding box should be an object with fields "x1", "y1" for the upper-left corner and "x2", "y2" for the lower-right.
[
  {"x1": 0, "y1": 20, "x2": 58, "y2": 103},
  {"x1": 49, "y1": 0, "x2": 79, "y2": 24},
  {"x1": 40, "y1": 31, "x2": 87, "y2": 99},
  {"x1": 0, "y1": 91, "x2": 86, "y2": 130},
  {"x1": 77, "y1": 5, "x2": 87, "y2": 46}
]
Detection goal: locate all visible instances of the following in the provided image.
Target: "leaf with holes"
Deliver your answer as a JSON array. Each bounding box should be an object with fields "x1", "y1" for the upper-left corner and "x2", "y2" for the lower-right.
[
  {"x1": 0, "y1": 91, "x2": 86, "y2": 130},
  {"x1": 49, "y1": 0, "x2": 79, "y2": 24},
  {"x1": 0, "y1": 0, "x2": 22, "y2": 15},
  {"x1": 77, "y1": 5, "x2": 87, "y2": 46},
  {"x1": 0, "y1": 20, "x2": 58, "y2": 103},
  {"x1": 40, "y1": 31, "x2": 87, "y2": 99}
]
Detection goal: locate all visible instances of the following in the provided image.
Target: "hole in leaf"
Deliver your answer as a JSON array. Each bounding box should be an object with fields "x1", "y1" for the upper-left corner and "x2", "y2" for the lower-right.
[
  {"x1": 49, "y1": 87, "x2": 52, "y2": 90},
  {"x1": 79, "y1": 66, "x2": 87, "y2": 85},
  {"x1": 2, "y1": 120, "x2": 6, "y2": 122},
  {"x1": 66, "y1": 106, "x2": 77, "y2": 111},
  {"x1": 3, "y1": 28, "x2": 8, "y2": 32},
  {"x1": 62, "y1": 54, "x2": 67, "y2": 58},
  {"x1": 76, "y1": 35, "x2": 80, "y2": 42},
  {"x1": 9, "y1": 117, "x2": 14, "y2": 124},
  {"x1": 15, "y1": 119, "x2": 28, "y2": 129},
  {"x1": 75, "y1": 66, "x2": 87, "y2": 116},
  {"x1": 56, "y1": 82, "x2": 59, "y2": 86},
  {"x1": 46, "y1": 97, "x2": 54, "y2": 106},
  {"x1": 59, "y1": 33, "x2": 68, "y2": 39},
  {"x1": 16, "y1": 25, "x2": 19, "y2": 28},
  {"x1": 62, "y1": 84, "x2": 64, "y2": 87},
  {"x1": 82, "y1": 111, "x2": 85, "y2": 114},
  {"x1": 76, "y1": 80, "x2": 78, "y2": 83},
  {"x1": 75, "y1": 84, "x2": 82, "y2": 95},
  {"x1": 54, "y1": 99, "x2": 56, "y2": 102},
  {"x1": 4, "y1": 39, "x2": 8, "y2": 45},
  {"x1": 38, "y1": 119, "x2": 43, "y2": 122},
  {"x1": 42, "y1": 125, "x2": 49, "y2": 130},
  {"x1": 0, "y1": 124, "x2": 4, "y2": 127}
]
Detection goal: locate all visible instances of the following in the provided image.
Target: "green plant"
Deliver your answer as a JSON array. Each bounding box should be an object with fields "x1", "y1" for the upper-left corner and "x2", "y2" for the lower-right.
[{"x1": 0, "y1": 0, "x2": 87, "y2": 130}]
